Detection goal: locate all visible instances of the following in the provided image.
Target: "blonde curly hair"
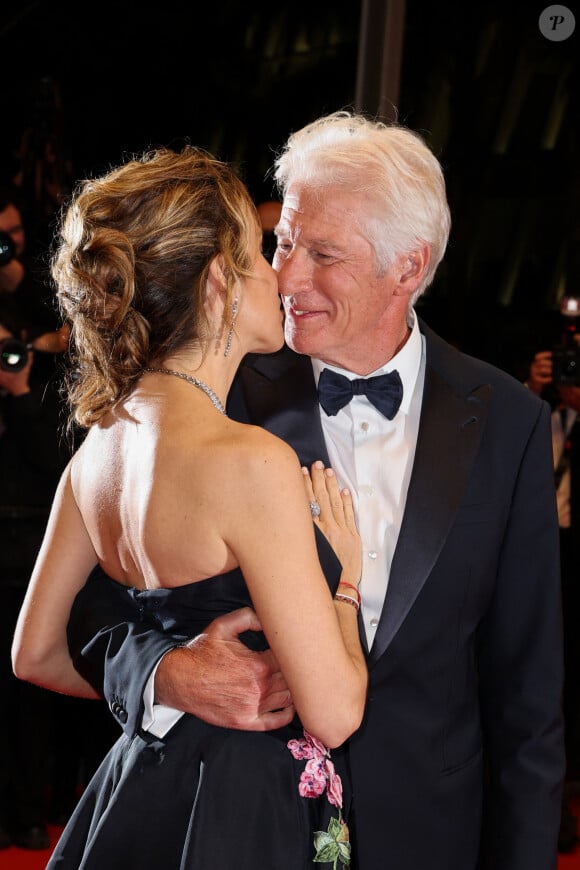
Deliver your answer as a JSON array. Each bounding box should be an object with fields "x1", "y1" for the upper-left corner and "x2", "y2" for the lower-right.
[{"x1": 52, "y1": 145, "x2": 258, "y2": 428}]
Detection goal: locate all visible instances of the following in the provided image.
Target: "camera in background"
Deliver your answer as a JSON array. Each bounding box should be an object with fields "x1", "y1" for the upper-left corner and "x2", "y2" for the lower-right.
[
  {"x1": 0, "y1": 230, "x2": 16, "y2": 267},
  {"x1": 552, "y1": 297, "x2": 580, "y2": 387},
  {"x1": 0, "y1": 337, "x2": 31, "y2": 373}
]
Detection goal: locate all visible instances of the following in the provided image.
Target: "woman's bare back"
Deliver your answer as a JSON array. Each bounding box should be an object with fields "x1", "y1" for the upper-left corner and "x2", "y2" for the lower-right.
[{"x1": 71, "y1": 387, "x2": 275, "y2": 590}]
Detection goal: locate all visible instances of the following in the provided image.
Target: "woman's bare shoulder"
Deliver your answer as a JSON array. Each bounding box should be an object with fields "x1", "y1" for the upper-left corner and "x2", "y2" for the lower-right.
[{"x1": 222, "y1": 420, "x2": 300, "y2": 470}]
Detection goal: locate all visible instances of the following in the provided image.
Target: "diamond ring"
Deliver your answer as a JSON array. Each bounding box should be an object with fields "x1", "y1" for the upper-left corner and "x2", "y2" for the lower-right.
[{"x1": 309, "y1": 500, "x2": 321, "y2": 518}]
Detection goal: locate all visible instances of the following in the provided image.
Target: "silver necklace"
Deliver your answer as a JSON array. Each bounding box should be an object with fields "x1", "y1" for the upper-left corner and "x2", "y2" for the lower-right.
[{"x1": 143, "y1": 367, "x2": 226, "y2": 416}]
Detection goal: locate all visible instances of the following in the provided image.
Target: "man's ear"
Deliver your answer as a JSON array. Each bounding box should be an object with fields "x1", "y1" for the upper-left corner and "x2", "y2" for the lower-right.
[{"x1": 393, "y1": 244, "x2": 431, "y2": 296}]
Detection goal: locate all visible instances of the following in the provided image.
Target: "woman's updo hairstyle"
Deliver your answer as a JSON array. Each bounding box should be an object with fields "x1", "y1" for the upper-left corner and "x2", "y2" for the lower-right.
[{"x1": 52, "y1": 144, "x2": 258, "y2": 428}]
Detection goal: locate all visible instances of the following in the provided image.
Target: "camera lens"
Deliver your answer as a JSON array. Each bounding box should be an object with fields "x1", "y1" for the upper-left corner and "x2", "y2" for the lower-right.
[
  {"x1": 0, "y1": 231, "x2": 16, "y2": 267},
  {"x1": 563, "y1": 359, "x2": 579, "y2": 377},
  {"x1": 0, "y1": 337, "x2": 30, "y2": 373}
]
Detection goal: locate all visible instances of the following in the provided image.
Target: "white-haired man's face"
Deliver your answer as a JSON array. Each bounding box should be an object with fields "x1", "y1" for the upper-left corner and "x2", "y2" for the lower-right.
[{"x1": 273, "y1": 183, "x2": 426, "y2": 374}]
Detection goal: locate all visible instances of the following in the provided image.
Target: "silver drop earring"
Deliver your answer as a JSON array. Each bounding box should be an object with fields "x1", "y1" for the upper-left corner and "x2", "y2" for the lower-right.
[{"x1": 223, "y1": 297, "x2": 239, "y2": 357}]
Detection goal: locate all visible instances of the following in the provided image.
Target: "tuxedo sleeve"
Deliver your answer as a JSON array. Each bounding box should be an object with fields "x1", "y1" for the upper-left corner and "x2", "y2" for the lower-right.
[{"x1": 67, "y1": 569, "x2": 185, "y2": 737}]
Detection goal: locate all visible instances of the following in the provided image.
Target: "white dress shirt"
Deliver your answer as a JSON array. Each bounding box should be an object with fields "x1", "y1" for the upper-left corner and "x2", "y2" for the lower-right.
[{"x1": 312, "y1": 312, "x2": 425, "y2": 647}]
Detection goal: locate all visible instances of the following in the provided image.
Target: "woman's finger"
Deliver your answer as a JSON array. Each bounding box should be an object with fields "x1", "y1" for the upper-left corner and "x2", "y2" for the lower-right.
[
  {"x1": 339, "y1": 486, "x2": 357, "y2": 533},
  {"x1": 302, "y1": 465, "x2": 322, "y2": 522},
  {"x1": 301, "y1": 465, "x2": 315, "y2": 501},
  {"x1": 321, "y1": 467, "x2": 345, "y2": 523},
  {"x1": 310, "y1": 461, "x2": 329, "y2": 509}
]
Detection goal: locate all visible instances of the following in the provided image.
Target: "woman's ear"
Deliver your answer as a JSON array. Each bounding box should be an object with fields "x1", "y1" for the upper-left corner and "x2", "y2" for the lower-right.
[
  {"x1": 208, "y1": 254, "x2": 227, "y2": 291},
  {"x1": 203, "y1": 255, "x2": 228, "y2": 327}
]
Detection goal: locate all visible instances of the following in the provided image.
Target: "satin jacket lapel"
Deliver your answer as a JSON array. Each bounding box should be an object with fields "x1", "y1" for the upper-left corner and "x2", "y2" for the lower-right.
[
  {"x1": 232, "y1": 349, "x2": 331, "y2": 467},
  {"x1": 367, "y1": 339, "x2": 492, "y2": 667}
]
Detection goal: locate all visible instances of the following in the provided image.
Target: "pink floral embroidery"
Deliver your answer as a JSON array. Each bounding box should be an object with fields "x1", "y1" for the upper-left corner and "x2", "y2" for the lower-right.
[
  {"x1": 288, "y1": 729, "x2": 351, "y2": 868},
  {"x1": 325, "y1": 759, "x2": 343, "y2": 808}
]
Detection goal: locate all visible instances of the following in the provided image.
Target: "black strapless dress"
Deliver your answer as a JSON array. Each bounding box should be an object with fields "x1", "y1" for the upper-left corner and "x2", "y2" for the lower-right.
[{"x1": 47, "y1": 532, "x2": 353, "y2": 869}]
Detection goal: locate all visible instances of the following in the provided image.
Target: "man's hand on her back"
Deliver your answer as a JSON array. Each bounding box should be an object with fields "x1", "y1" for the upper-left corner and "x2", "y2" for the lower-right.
[{"x1": 154, "y1": 607, "x2": 295, "y2": 730}]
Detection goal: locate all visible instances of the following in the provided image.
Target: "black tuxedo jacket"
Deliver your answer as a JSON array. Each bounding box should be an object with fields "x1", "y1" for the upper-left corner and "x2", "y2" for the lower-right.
[{"x1": 68, "y1": 319, "x2": 565, "y2": 870}]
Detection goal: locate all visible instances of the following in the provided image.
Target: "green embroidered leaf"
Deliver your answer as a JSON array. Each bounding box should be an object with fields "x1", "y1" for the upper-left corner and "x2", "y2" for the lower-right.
[
  {"x1": 313, "y1": 831, "x2": 334, "y2": 850},
  {"x1": 314, "y1": 842, "x2": 340, "y2": 862},
  {"x1": 312, "y1": 812, "x2": 351, "y2": 866},
  {"x1": 338, "y1": 841, "x2": 351, "y2": 862},
  {"x1": 328, "y1": 817, "x2": 344, "y2": 837}
]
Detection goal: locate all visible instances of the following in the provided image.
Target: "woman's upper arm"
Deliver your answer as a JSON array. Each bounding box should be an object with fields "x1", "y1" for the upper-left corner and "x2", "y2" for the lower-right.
[
  {"x1": 224, "y1": 436, "x2": 365, "y2": 744},
  {"x1": 12, "y1": 459, "x2": 98, "y2": 679}
]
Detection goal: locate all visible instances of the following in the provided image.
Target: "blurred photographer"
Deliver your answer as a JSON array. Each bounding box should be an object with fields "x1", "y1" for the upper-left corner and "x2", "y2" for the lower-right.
[
  {"x1": 526, "y1": 318, "x2": 580, "y2": 853},
  {"x1": 0, "y1": 184, "x2": 73, "y2": 850},
  {"x1": 1, "y1": 185, "x2": 116, "y2": 849},
  {"x1": 1, "y1": 184, "x2": 70, "y2": 334},
  {"x1": 0, "y1": 320, "x2": 71, "y2": 850}
]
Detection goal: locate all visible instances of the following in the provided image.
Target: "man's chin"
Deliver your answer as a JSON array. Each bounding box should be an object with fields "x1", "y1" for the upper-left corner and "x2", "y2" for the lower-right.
[
  {"x1": 286, "y1": 335, "x2": 314, "y2": 357},
  {"x1": 284, "y1": 325, "x2": 320, "y2": 358}
]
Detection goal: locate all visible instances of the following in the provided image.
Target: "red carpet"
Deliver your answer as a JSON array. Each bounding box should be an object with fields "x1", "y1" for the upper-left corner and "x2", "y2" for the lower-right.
[
  {"x1": 0, "y1": 824, "x2": 63, "y2": 870},
  {"x1": 3, "y1": 801, "x2": 580, "y2": 868},
  {"x1": 559, "y1": 790, "x2": 580, "y2": 869}
]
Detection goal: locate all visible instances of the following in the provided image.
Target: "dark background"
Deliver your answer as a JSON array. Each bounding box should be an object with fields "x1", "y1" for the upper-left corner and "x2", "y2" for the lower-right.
[{"x1": 2, "y1": 0, "x2": 579, "y2": 377}]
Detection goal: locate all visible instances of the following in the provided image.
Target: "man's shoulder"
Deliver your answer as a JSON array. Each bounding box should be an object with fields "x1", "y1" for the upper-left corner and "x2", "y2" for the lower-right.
[
  {"x1": 420, "y1": 318, "x2": 542, "y2": 402},
  {"x1": 228, "y1": 346, "x2": 314, "y2": 424},
  {"x1": 239, "y1": 346, "x2": 307, "y2": 379}
]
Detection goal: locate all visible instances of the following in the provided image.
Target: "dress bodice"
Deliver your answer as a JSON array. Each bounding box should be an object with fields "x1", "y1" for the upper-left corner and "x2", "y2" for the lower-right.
[{"x1": 84, "y1": 523, "x2": 342, "y2": 649}]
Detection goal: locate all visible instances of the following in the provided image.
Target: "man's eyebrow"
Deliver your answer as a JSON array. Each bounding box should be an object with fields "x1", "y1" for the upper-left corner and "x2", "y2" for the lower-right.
[
  {"x1": 274, "y1": 224, "x2": 343, "y2": 254},
  {"x1": 308, "y1": 237, "x2": 343, "y2": 253}
]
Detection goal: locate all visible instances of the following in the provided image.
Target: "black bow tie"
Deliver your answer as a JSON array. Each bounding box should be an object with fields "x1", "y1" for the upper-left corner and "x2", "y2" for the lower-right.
[{"x1": 317, "y1": 367, "x2": 403, "y2": 419}]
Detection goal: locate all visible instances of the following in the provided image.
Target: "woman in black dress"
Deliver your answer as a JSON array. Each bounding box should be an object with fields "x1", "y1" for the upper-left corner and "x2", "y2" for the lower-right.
[{"x1": 12, "y1": 144, "x2": 367, "y2": 868}]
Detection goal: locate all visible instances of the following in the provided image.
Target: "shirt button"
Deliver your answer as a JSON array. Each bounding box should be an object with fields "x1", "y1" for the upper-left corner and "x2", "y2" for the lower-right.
[
  {"x1": 361, "y1": 421, "x2": 369, "y2": 431},
  {"x1": 360, "y1": 485, "x2": 374, "y2": 497},
  {"x1": 370, "y1": 618, "x2": 379, "y2": 628},
  {"x1": 368, "y1": 550, "x2": 377, "y2": 560}
]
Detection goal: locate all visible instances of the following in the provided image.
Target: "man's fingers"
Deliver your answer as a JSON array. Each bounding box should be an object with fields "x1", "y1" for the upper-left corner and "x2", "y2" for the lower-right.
[
  {"x1": 259, "y1": 686, "x2": 293, "y2": 714},
  {"x1": 206, "y1": 606, "x2": 262, "y2": 638},
  {"x1": 257, "y1": 705, "x2": 296, "y2": 731}
]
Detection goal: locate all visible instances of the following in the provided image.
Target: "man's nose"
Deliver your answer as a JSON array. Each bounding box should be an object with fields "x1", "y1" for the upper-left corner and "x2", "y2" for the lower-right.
[
  {"x1": 276, "y1": 252, "x2": 310, "y2": 297},
  {"x1": 276, "y1": 259, "x2": 292, "y2": 297}
]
